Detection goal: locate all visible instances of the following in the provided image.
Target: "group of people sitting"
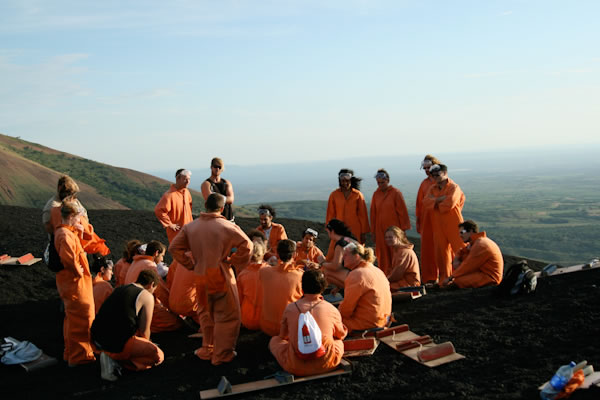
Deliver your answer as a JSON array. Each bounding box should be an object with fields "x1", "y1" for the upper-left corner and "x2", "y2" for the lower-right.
[{"x1": 45, "y1": 154, "x2": 505, "y2": 383}]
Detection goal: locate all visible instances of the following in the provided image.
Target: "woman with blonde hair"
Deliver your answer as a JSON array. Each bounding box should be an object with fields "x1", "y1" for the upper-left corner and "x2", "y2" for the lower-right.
[
  {"x1": 385, "y1": 226, "x2": 421, "y2": 289},
  {"x1": 337, "y1": 243, "x2": 392, "y2": 332}
]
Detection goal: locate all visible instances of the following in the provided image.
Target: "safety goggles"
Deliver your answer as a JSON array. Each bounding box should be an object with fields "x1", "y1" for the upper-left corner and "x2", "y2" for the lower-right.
[
  {"x1": 258, "y1": 208, "x2": 272, "y2": 217},
  {"x1": 338, "y1": 172, "x2": 353, "y2": 180},
  {"x1": 304, "y1": 228, "x2": 318, "y2": 238},
  {"x1": 421, "y1": 160, "x2": 433, "y2": 169},
  {"x1": 374, "y1": 172, "x2": 388, "y2": 179}
]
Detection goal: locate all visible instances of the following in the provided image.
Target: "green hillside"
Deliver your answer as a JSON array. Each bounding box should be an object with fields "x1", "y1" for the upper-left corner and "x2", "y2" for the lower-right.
[{"x1": 236, "y1": 200, "x2": 328, "y2": 222}]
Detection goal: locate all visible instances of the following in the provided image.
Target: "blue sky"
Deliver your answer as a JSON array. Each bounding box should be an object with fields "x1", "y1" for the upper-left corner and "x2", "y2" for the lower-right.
[{"x1": 1, "y1": 1, "x2": 599, "y2": 172}]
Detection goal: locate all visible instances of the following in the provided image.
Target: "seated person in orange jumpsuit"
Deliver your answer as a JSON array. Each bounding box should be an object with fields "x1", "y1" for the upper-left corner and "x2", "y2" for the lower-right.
[
  {"x1": 325, "y1": 169, "x2": 370, "y2": 260},
  {"x1": 256, "y1": 204, "x2": 288, "y2": 264},
  {"x1": 91, "y1": 255, "x2": 114, "y2": 314},
  {"x1": 169, "y1": 193, "x2": 253, "y2": 366},
  {"x1": 113, "y1": 240, "x2": 143, "y2": 287},
  {"x1": 168, "y1": 251, "x2": 203, "y2": 326},
  {"x1": 442, "y1": 220, "x2": 504, "y2": 289},
  {"x1": 124, "y1": 241, "x2": 182, "y2": 333},
  {"x1": 259, "y1": 239, "x2": 304, "y2": 337},
  {"x1": 338, "y1": 243, "x2": 392, "y2": 332},
  {"x1": 154, "y1": 168, "x2": 193, "y2": 243},
  {"x1": 54, "y1": 201, "x2": 96, "y2": 366},
  {"x1": 384, "y1": 226, "x2": 421, "y2": 289},
  {"x1": 92, "y1": 269, "x2": 164, "y2": 381},
  {"x1": 237, "y1": 240, "x2": 268, "y2": 330},
  {"x1": 295, "y1": 228, "x2": 324, "y2": 269},
  {"x1": 320, "y1": 219, "x2": 357, "y2": 290},
  {"x1": 269, "y1": 269, "x2": 348, "y2": 376},
  {"x1": 247, "y1": 229, "x2": 267, "y2": 246}
]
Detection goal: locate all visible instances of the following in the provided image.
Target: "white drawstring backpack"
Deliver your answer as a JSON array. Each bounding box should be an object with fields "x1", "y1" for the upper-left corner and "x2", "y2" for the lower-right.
[{"x1": 295, "y1": 301, "x2": 326, "y2": 360}]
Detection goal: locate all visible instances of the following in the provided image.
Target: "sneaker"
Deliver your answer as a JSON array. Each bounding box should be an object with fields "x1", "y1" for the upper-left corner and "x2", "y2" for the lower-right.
[{"x1": 100, "y1": 352, "x2": 120, "y2": 382}]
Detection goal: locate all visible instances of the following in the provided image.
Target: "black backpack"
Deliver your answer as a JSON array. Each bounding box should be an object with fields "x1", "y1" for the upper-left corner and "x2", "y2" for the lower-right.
[
  {"x1": 496, "y1": 260, "x2": 537, "y2": 296},
  {"x1": 43, "y1": 234, "x2": 65, "y2": 272}
]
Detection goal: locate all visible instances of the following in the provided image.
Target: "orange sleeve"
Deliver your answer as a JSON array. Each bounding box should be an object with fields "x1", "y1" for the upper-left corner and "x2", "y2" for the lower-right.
[
  {"x1": 438, "y1": 183, "x2": 463, "y2": 214},
  {"x1": 330, "y1": 306, "x2": 348, "y2": 340},
  {"x1": 453, "y1": 240, "x2": 491, "y2": 278},
  {"x1": 393, "y1": 190, "x2": 411, "y2": 231},
  {"x1": 338, "y1": 272, "x2": 363, "y2": 319},
  {"x1": 56, "y1": 231, "x2": 83, "y2": 277},
  {"x1": 325, "y1": 191, "x2": 336, "y2": 224},
  {"x1": 357, "y1": 192, "x2": 370, "y2": 234},
  {"x1": 169, "y1": 228, "x2": 194, "y2": 270},
  {"x1": 421, "y1": 186, "x2": 436, "y2": 211},
  {"x1": 369, "y1": 192, "x2": 378, "y2": 235},
  {"x1": 228, "y1": 231, "x2": 253, "y2": 269},
  {"x1": 154, "y1": 194, "x2": 173, "y2": 228}
]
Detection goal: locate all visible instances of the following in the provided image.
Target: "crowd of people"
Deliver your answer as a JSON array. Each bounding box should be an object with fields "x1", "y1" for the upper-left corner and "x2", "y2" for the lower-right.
[{"x1": 44, "y1": 154, "x2": 505, "y2": 382}]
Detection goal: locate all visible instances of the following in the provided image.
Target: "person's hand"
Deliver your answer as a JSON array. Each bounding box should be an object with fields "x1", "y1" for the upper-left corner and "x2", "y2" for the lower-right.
[
  {"x1": 74, "y1": 223, "x2": 84, "y2": 235},
  {"x1": 168, "y1": 223, "x2": 181, "y2": 231}
]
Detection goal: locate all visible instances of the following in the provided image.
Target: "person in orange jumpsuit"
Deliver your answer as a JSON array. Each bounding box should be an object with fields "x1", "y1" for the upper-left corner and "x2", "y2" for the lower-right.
[
  {"x1": 384, "y1": 226, "x2": 421, "y2": 289},
  {"x1": 124, "y1": 241, "x2": 182, "y2": 333},
  {"x1": 169, "y1": 193, "x2": 253, "y2": 365},
  {"x1": 415, "y1": 155, "x2": 442, "y2": 283},
  {"x1": 154, "y1": 168, "x2": 193, "y2": 243},
  {"x1": 320, "y1": 219, "x2": 357, "y2": 289},
  {"x1": 168, "y1": 257, "x2": 203, "y2": 324},
  {"x1": 370, "y1": 169, "x2": 411, "y2": 276},
  {"x1": 259, "y1": 240, "x2": 304, "y2": 337},
  {"x1": 325, "y1": 169, "x2": 370, "y2": 260},
  {"x1": 256, "y1": 204, "x2": 288, "y2": 263},
  {"x1": 113, "y1": 240, "x2": 143, "y2": 287},
  {"x1": 91, "y1": 255, "x2": 114, "y2": 314},
  {"x1": 294, "y1": 228, "x2": 324, "y2": 269},
  {"x1": 200, "y1": 157, "x2": 235, "y2": 221},
  {"x1": 54, "y1": 201, "x2": 96, "y2": 366},
  {"x1": 92, "y1": 269, "x2": 164, "y2": 381},
  {"x1": 45, "y1": 176, "x2": 110, "y2": 256},
  {"x1": 442, "y1": 220, "x2": 504, "y2": 288},
  {"x1": 421, "y1": 164, "x2": 466, "y2": 283},
  {"x1": 269, "y1": 268, "x2": 348, "y2": 376},
  {"x1": 237, "y1": 240, "x2": 268, "y2": 330},
  {"x1": 338, "y1": 243, "x2": 392, "y2": 332}
]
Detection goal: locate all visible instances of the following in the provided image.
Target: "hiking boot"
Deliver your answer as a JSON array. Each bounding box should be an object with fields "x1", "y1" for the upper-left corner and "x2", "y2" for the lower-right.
[{"x1": 100, "y1": 352, "x2": 120, "y2": 381}]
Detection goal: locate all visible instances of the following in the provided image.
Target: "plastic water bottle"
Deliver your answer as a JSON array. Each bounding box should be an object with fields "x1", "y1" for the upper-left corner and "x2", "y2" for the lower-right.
[{"x1": 540, "y1": 361, "x2": 576, "y2": 400}]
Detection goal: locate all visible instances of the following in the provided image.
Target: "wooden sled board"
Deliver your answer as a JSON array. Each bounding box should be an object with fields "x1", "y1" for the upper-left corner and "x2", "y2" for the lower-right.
[
  {"x1": 21, "y1": 352, "x2": 58, "y2": 372},
  {"x1": 534, "y1": 261, "x2": 600, "y2": 278},
  {"x1": 379, "y1": 328, "x2": 465, "y2": 368},
  {"x1": 0, "y1": 257, "x2": 42, "y2": 266},
  {"x1": 199, "y1": 359, "x2": 352, "y2": 399},
  {"x1": 343, "y1": 338, "x2": 379, "y2": 357}
]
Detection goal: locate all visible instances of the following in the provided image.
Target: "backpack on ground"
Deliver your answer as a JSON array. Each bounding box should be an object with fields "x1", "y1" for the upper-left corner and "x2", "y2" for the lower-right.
[
  {"x1": 43, "y1": 234, "x2": 64, "y2": 273},
  {"x1": 295, "y1": 301, "x2": 326, "y2": 360},
  {"x1": 495, "y1": 260, "x2": 537, "y2": 296}
]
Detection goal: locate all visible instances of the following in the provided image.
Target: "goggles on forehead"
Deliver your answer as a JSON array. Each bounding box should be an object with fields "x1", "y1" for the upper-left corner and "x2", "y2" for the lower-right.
[
  {"x1": 339, "y1": 172, "x2": 353, "y2": 180},
  {"x1": 258, "y1": 208, "x2": 272, "y2": 216},
  {"x1": 375, "y1": 172, "x2": 388, "y2": 179},
  {"x1": 421, "y1": 160, "x2": 433, "y2": 169},
  {"x1": 304, "y1": 228, "x2": 318, "y2": 238},
  {"x1": 177, "y1": 169, "x2": 192, "y2": 178}
]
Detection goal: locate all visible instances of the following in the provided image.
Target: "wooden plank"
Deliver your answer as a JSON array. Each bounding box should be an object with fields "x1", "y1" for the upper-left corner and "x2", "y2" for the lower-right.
[
  {"x1": 0, "y1": 257, "x2": 18, "y2": 265},
  {"x1": 0, "y1": 257, "x2": 42, "y2": 266},
  {"x1": 20, "y1": 352, "x2": 58, "y2": 372},
  {"x1": 534, "y1": 260, "x2": 600, "y2": 278},
  {"x1": 199, "y1": 359, "x2": 352, "y2": 399},
  {"x1": 343, "y1": 338, "x2": 379, "y2": 358}
]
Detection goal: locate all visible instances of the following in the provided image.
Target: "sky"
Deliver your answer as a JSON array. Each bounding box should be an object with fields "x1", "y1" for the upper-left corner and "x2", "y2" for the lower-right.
[{"x1": 1, "y1": 0, "x2": 599, "y2": 173}]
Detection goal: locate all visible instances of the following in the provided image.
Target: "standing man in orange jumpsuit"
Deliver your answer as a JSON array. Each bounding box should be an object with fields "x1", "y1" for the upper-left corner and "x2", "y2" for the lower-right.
[
  {"x1": 325, "y1": 169, "x2": 370, "y2": 261},
  {"x1": 369, "y1": 168, "x2": 411, "y2": 276},
  {"x1": 415, "y1": 155, "x2": 442, "y2": 283},
  {"x1": 201, "y1": 157, "x2": 234, "y2": 221},
  {"x1": 155, "y1": 169, "x2": 193, "y2": 244},
  {"x1": 169, "y1": 193, "x2": 253, "y2": 365},
  {"x1": 54, "y1": 201, "x2": 96, "y2": 366},
  {"x1": 442, "y1": 220, "x2": 504, "y2": 288},
  {"x1": 422, "y1": 164, "x2": 466, "y2": 283},
  {"x1": 256, "y1": 204, "x2": 288, "y2": 263}
]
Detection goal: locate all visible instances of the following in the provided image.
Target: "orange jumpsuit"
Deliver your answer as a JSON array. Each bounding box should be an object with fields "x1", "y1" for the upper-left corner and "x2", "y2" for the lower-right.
[
  {"x1": 113, "y1": 257, "x2": 131, "y2": 287},
  {"x1": 294, "y1": 241, "x2": 324, "y2": 265},
  {"x1": 54, "y1": 224, "x2": 96, "y2": 365},
  {"x1": 259, "y1": 260, "x2": 304, "y2": 337},
  {"x1": 339, "y1": 261, "x2": 392, "y2": 332},
  {"x1": 123, "y1": 255, "x2": 182, "y2": 333},
  {"x1": 106, "y1": 335, "x2": 164, "y2": 372},
  {"x1": 169, "y1": 213, "x2": 253, "y2": 365},
  {"x1": 168, "y1": 260, "x2": 203, "y2": 317},
  {"x1": 269, "y1": 294, "x2": 348, "y2": 376},
  {"x1": 49, "y1": 206, "x2": 110, "y2": 256},
  {"x1": 421, "y1": 178, "x2": 466, "y2": 282},
  {"x1": 92, "y1": 274, "x2": 113, "y2": 314},
  {"x1": 237, "y1": 262, "x2": 268, "y2": 330},
  {"x1": 154, "y1": 184, "x2": 193, "y2": 243},
  {"x1": 257, "y1": 222, "x2": 288, "y2": 260},
  {"x1": 452, "y1": 232, "x2": 504, "y2": 288},
  {"x1": 370, "y1": 186, "x2": 411, "y2": 275},
  {"x1": 325, "y1": 188, "x2": 370, "y2": 260},
  {"x1": 416, "y1": 177, "x2": 438, "y2": 282},
  {"x1": 387, "y1": 244, "x2": 421, "y2": 289}
]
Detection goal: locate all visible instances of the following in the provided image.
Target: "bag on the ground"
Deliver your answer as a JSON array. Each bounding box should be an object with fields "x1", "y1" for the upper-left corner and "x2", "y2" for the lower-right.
[
  {"x1": 295, "y1": 302, "x2": 326, "y2": 360},
  {"x1": 496, "y1": 260, "x2": 537, "y2": 296},
  {"x1": 43, "y1": 234, "x2": 64, "y2": 273}
]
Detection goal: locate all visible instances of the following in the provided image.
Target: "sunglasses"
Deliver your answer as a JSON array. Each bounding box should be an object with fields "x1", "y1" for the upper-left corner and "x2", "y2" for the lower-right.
[{"x1": 211, "y1": 165, "x2": 222, "y2": 169}]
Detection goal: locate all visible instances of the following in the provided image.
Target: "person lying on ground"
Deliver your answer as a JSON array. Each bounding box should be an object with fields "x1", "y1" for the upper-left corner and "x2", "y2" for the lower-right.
[
  {"x1": 320, "y1": 219, "x2": 357, "y2": 290},
  {"x1": 295, "y1": 228, "x2": 324, "y2": 269},
  {"x1": 259, "y1": 239, "x2": 303, "y2": 337},
  {"x1": 338, "y1": 243, "x2": 392, "y2": 333},
  {"x1": 384, "y1": 226, "x2": 421, "y2": 289},
  {"x1": 256, "y1": 204, "x2": 288, "y2": 264},
  {"x1": 441, "y1": 220, "x2": 504, "y2": 289},
  {"x1": 269, "y1": 268, "x2": 348, "y2": 376},
  {"x1": 92, "y1": 269, "x2": 164, "y2": 381},
  {"x1": 91, "y1": 254, "x2": 114, "y2": 314},
  {"x1": 237, "y1": 240, "x2": 268, "y2": 330}
]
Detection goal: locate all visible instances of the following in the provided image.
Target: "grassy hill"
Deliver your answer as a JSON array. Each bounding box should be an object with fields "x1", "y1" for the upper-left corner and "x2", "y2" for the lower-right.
[{"x1": 0, "y1": 134, "x2": 205, "y2": 212}]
